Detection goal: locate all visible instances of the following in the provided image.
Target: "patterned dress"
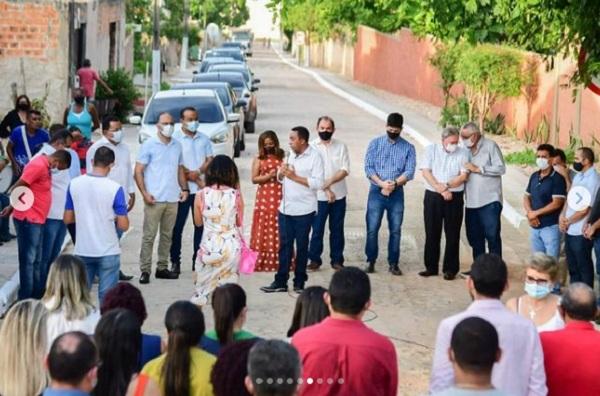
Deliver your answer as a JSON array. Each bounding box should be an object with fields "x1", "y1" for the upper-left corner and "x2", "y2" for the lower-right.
[
  {"x1": 250, "y1": 155, "x2": 283, "y2": 271},
  {"x1": 192, "y1": 186, "x2": 241, "y2": 306}
]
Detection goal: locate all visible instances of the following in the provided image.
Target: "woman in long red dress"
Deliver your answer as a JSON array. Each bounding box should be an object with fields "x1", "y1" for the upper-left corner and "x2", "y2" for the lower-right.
[{"x1": 250, "y1": 131, "x2": 285, "y2": 271}]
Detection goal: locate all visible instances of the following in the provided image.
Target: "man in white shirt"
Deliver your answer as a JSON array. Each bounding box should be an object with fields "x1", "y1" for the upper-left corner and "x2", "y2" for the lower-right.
[
  {"x1": 430, "y1": 254, "x2": 547, "y2": 396},
  {"x1": 419, "y1": 127, "x2": 469, "y2": 280},
  {"x1": 261, "y1": 126, "x2": 324, "y2": 293},
  {"x1": 37, "y1": 130, "x2": 79, "y2": 295},
  {"x1": 170, "y1": 107, "x2": 213, "y2": 275},
  {"x1": 64, "y1": 146, "x2": 130, "y2": 303},
  {"x1": 86, "y1": 115, "x2": 136, "y2": 281},
  {"x1": 307, "y1": 116, "x2": 350, "y2": 272},
  {"x1": 134, "y1": 112, "x2": 189, "y2": 284}
]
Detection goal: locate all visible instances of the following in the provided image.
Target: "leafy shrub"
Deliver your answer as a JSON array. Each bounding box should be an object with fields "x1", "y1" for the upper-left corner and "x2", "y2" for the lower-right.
[
  {"x1": 160, "y1": 81, "x2": 171, "y2": 91},
  {"x1": 439, "y1": 96, "x2": 470, "y2": 127},
  {"x1": 485, "y1": 113, "x2": 506, "y2": 135},
  {"x1": 505, "y1": 148, "x2": 536, "y2": 165},
  {"x1": 96, "y1": 68, "x2": 140, "y2": 121}
]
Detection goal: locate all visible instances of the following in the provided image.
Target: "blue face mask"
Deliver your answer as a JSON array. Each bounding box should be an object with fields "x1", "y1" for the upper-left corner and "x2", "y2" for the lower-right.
[{"x1": 524, "y1": 282, "x2": 552, "y2": 299}]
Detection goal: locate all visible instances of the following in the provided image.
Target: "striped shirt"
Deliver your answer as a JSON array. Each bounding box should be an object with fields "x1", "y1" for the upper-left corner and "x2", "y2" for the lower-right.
[
  {"x1": 364, "y1": 135, "x2": 416, "y2": 186},
  {"x1": 420, "y1": 143, "x2": 469, "y2": 192}
]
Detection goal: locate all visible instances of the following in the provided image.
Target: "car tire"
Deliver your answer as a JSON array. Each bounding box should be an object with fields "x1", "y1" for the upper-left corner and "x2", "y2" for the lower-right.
[
  {"x1": 234, "y1": 140, "x2": 241, "y2": 158},
  {"x1": 245, "y1": 121, "x2": 255, "y2": 134}
]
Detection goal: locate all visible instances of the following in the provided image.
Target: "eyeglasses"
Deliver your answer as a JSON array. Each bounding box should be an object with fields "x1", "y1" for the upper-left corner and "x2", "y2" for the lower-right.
[{"x1": 525, "y1": 275, "x2": 551, "y2": 285}]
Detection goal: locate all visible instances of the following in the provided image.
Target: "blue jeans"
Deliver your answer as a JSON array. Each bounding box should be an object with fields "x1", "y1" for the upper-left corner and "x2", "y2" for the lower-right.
[
  {"x1": 465, "y1": 201, "x2": 503, "y2": 261},
  {"x1": 14, "y1": 219, "x2": 44, "y2": 299},
  {"x1": 530, "y1": 224, "x2": 561, "y2": 258},
  {"x1": 365, "y1": 185, "x2": 404, "y2": 266},
  {"x1": 0, "y1": 193, "x2": 10, "y2": 238},
  {"x1": 308, "y1": 198, "x2": 346, "y2": 266},
  {"x1": 79, "y1": 254, "x2": 120, "y2": 303},
  {"x1": 274, "y1": 212, "x2": 315, "y2": 287},
  {"x1": 40, "y1": 219, "x2": 67, "y2": 293},
  {"x1": 565, "y1": 235, "x2": 594, "y2": 288},
  {"x1": 170, "y1": 193, "x2": 203, "y2": 270}
]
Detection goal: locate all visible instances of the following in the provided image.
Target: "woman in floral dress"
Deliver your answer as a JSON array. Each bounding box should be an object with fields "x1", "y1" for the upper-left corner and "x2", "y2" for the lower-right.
[
  {"x1": 191, "y1": 155, "x2": 243, "y2": 306},
  {"x1": 250, "y1": 131, "x2": 285, "y2": 271}
]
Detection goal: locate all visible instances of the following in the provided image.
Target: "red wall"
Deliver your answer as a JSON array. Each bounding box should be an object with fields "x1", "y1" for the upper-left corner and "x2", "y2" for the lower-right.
[{"x1": 353, "y1": 25, "x2": 600, "y2": 148}]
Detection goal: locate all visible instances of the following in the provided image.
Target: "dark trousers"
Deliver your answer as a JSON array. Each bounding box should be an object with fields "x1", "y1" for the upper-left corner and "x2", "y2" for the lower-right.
[
  {"x1": 0, "y1": 193, "x2": 10, "y2": 238},
  {"x1": 275, "y1": 212, "x2": 314, "y2": 288},
  {"x1": 170, "y1": 193, "x2": 203, "y2": 270},
  {"x1": 566, "y1": 234, "x2": 594, "y2": 288},
  {"x1": 465, "y1": 201, "x2": 503, "y2": 261},
  {"x1": 40, "y1": 219, "x2": 67, "y2": 295},
  {"x1": 14, "y1": 218, "x2": 44, "y2": 299},
  {"x1": 308, "y1": 198, "x2": 346, "y2": 266},
  {"x1": 424, "y1": 190, "x2": 464, "y2": 275}
]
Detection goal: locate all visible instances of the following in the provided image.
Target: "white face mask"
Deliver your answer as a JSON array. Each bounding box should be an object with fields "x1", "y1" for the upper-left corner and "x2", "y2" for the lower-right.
[
  {"x1": 160, "y1": 124, "x2": 174, "y2": 138},
  {"x1": 536, "y1": 157, "x2": 550, "y2": 170},
  {"x1": 110, "y1": 129, "x2": 123, "y2": 143},
  {"x1": 185, "y1": 121, "x2": 199, "y2": 133},
  {"x1": 462, "y1": 137, "x2": 475, "y2": 148},
  {"x1": 445, "y1": 143, "x2": 458, "y2": 153}
]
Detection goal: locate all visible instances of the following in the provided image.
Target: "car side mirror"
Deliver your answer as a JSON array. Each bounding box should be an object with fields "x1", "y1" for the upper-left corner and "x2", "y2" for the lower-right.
[
  {"x1": 251, "y1": 87, "x2": 258, "y2": 92},
  {"x1": 236, "y1": 99, "x2": 248, "y2": 108},
  {"x1": 244, "y1": 92, "x2": 251, "y2": 98},
  {"x1": 227, "y1": 113, "x2": 241, "y2": 123},
  {"x1": 193, "y1": 70, "x2": 198, "y2": 74},
  {"x1": 128, "y1": 115, "x2": 142, "y2": 125},
  {"x1": 253, "y1": 78, "x2": 261, "y2": 84}
]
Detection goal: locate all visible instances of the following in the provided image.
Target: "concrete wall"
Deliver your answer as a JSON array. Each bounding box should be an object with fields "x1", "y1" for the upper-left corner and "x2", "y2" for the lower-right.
[
  {"x1": 0, "y1": 0, "x2": 70, "y2": 123},
  {"x1": 308, "y1": 37, "x2": 354, "y2": 80},
  {"x1": 353, "y1": 25, "x2": 600, "y2": 147}
]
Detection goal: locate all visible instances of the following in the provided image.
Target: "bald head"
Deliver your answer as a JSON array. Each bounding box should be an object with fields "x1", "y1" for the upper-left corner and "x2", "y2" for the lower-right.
[
  {"x1": 47, "y1": 331, "x2": 97, "y2": 388},
  {"x1": 560, "y1": 283, "x2": 597, "y2": 321}
]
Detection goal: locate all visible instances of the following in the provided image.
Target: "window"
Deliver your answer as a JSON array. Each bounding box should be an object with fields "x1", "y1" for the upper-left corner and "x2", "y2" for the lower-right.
[{"x1": 144, "y1": 97, "x2": 224, "y2": 124}]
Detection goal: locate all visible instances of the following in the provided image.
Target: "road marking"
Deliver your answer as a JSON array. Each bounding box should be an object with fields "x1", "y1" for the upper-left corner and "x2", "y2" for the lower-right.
[{"x1": 272, "y1": 48, "x2": 526, "y2": 229}]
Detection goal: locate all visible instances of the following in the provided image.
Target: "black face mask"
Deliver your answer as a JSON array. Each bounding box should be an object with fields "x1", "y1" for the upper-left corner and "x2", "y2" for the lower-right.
[
  {"x1": 318, "y1": 131, "x2": 333, "y2": 141},
  {"x1": 74, "y1": 96, "x2": 85, "y2": 105},
  {"x1": 573, "y1": 162, "x2": 584, "y2": 172},
  {"x1": 17, "y1": 102, "x2": 29, "y2": 111},
  {"x1": 387, "y1": 131, "x2": 400, "y2": 141}
]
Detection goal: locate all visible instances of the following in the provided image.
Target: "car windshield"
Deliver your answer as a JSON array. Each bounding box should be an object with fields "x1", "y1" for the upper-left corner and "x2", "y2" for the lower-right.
[
  {"x1": 212, "y1": 50, "x2": 243, "y2": 62},
  {"x1": 233, "y1": 32, "x2": 251, "y2": 41},
  {"x1": 194, "y1": 74, "x2": 247, "y2": 90},
  {"x1": 144, "y1": 97, "x2": 223, "y2": 124},
  {"x1": 209, "y1": 66, "x2": 250, "y2": 83}
]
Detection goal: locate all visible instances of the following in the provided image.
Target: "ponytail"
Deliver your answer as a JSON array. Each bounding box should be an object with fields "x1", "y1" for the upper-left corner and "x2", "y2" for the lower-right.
[
  {"x1": 161, "y1": 301, "x2": 205, "y2": 396},
  {"x1": 212, "y1": 284, "x2": 246, "y2": 346}
]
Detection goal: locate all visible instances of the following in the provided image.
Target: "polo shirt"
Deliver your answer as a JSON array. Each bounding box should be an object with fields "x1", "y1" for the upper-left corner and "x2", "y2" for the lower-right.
[
  {"x1": 292, "y1": 317, "x2": 398, "y2": 396},
  {"x1": 566, "y1": 167, "x2": 599, "y2": 236},
  {"x1": 9, "y1": 125, "x2": 49, "y2": 168},
  {"x1": 136, "y1": 136, "x2": 184, "y2": 203},
  {"x1": 35, "y1": 144, "x2": 73, "y2": 221},
  {"x1": 173, "y1": 129, "x2": 213, "y2": 194},
  {"x1": 13, "y1": 154, "x2": 51, "y2": 224},
  {"x1": 65, "y1": 174, "x2": 128, "y2": 257},
  {"x1": 525, "y1": 170, "x2": 567, "y2": 228}
]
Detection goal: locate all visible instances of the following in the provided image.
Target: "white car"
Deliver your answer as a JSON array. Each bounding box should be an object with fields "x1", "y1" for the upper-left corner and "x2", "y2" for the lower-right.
[{"x1": 135, "y1": 89, "x2": 240, "y2": 158}]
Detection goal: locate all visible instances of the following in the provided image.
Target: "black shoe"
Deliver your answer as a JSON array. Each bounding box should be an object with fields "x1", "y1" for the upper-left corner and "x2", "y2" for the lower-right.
[
  {"x1": 331, "y1": 263, "x2": 344, "y2": 271},
  {"x1": 171, "y1": 261, "x2": 181, "y2": 275},
  {"x1": 443, "y1": 272, "x2": 456, "y2": 281},
  {"x1": 307, "y1": 261, "x2": 321, "y2": 271},
  {"x1": 419, "y1": 270, "x2": 438, "y2": 277},
  {"x1": 389, "y1": 265, "x2": 403, "y2": 276},
  {"x1": 155, "y1": 269, "x2": 179, "y2": 280},
  {"x1": 119, "y1": 270, "x2": 133, "y2": 281},
  {"x1": 294, "y1": 285, "x2": 304, "y2": 293},
  {"x1": 139, "y1": 272, "x2": 150, "y2": 284},
  {"x1": 260, "y1": 282, "x2": 288, "y2": 293},
  {"x1": 459, "y1": 270, "x2": 471, "y2": 279},
  {"x1": 364, "y1": 262, "x2": 375, "y2": 273},
  {"x1": 0, "y1": 234, "x2": 15, "y2": 243}
]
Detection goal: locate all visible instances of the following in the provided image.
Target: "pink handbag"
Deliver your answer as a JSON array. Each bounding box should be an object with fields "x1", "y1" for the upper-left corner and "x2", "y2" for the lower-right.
[{"x1": 239, "y1": 236, "x2": 258, "y2": 274}]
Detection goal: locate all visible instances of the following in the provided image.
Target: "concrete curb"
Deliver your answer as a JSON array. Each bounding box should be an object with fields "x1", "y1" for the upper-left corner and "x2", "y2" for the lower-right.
[{"x1": 272, "y1": 47, "x2": 526, "y2": 229}]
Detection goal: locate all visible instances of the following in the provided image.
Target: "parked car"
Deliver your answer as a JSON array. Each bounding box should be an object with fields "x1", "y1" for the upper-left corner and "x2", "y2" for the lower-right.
[
  {"x1": 192, "y1": 72, "x2": 257, "y2": 133},
  {"x1": 204, "y1": 48, "x2": 245, "y2": 63},
  {"x1": 197, "y1": 56, "x2": 242, "y2": 73},
  {"x1": 134, "y1": 89, "x2": 240, "y2": 158},
  {"x1": 206, "y1": 64, "x2": 261, "y2": 92},
  {"x1": 231, "y1": 29, "x2": 253, "y2": 57},
  {"x1": 171, "y1": 82, "x2": 247, "y2": 156}
]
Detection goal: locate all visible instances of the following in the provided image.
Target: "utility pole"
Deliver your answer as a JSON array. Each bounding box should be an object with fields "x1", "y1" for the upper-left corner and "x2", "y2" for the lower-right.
[
  {"x1": 152, "y1": 0, "x2": 161, "y2": 95},
  {"x1": 180, "y1": 0, "x2": 189, "y2": 71}
]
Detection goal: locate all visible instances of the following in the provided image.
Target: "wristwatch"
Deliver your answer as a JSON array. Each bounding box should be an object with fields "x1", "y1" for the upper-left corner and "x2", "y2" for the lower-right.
[{"x1": 182, "y1": 189, "x2": 190, "y2": 192}]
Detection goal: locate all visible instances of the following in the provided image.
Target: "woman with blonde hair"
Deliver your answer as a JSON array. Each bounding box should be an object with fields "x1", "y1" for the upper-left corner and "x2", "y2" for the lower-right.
[
  {"x1": 0, "y1": 299, "x2": 49, "y2": 396},
  {"x1": 42, "y1": 254, "x2": 101, "y2": 346},
  {"x1": 506, "y1": 252, "x2": 565, "y2": 332}
]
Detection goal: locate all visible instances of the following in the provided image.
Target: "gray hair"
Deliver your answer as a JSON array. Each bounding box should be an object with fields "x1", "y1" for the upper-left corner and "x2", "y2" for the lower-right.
[
  {"x1": 442, "y1": 127, "x2": 460, "y2": 139},
  {"x1": 560, "y1": 283, "x2": 597, "y2": 321},
  {"x1": 527, "y1": 253, "x2": 559, "y2": 281},
  {"x1": 461, "y1": 122, "x2": 480, "y2": 136},
  {"x1": 247, "y1": 339, "x2": 301, "y2": 396}
]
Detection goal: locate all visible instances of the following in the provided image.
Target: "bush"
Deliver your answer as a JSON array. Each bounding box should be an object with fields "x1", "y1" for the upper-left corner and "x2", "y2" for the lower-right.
[
  {"x1": 96, "y1": 68, "x2": 140, "y2": 121},
  {"x1": 505, "y1": 148, "x2": 536, "y2": 165},
  {"x1": 160, "y1": 81, "x2": 171, "y2": 91},
  {"x1": 485, "y1": 114, "x2": 506, "y2": 135},
  {"x1": 439, "y1": 96, "x2": 470, "y2": 127}
]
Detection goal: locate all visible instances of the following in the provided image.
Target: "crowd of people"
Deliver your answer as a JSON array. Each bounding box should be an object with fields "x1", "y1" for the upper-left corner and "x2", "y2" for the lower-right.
[{"x1": 2, "y1": 84, "x2": 600, "y2": 396}]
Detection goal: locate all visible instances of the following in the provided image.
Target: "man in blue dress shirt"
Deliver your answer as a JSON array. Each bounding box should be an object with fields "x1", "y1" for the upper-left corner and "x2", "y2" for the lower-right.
[{"x1": 364, "y1": 113, "x2": 416, "y2": 275}]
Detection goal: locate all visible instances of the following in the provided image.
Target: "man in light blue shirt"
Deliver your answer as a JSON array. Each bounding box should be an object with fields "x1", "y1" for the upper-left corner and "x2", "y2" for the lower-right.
[
  {"x1": 170, "y1": 106, "x2": 214, "y2": 275},
  {"x1": 560, "y1": 147, "x2": 599, "y2": 288},
  {"x1": 134, "y1": 112, "x2": 190, "y2": 284},
  {"x1": 363, "y1": 112, "x2": 416, "y2": 276}
]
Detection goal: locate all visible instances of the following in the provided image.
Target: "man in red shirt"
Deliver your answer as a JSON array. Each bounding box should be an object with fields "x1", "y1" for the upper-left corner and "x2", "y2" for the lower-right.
[
  {"x1": 292, "y1": 267, "x2": 398, "y2": 396},
  {"x1": 76, "y1": 59, "x2": 113, "y2": 100},
  {"x1": 0, "y1": 150, "x2": 71, "y2": 299},
  {"x1": 540, "y1": 282, "x2": 600, "y2": 396}
]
